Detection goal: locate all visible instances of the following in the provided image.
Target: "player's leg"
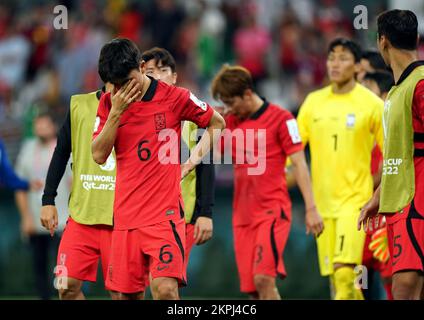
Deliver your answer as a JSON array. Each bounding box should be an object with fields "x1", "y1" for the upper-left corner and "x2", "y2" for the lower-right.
[
  {"x1": 233, "y1": 224, "x2": 257, "y2": 298},
  {"x1": 105, "y1": 228, "x2": 146, "y2": 299},
  {"x1": 392, "y1": 271, "x2": 423, "y2": 300},
  {"x1": 146, "y1": 219, "x2": 186, "y2": 300},
  {"x1": 252, "y1": 218, "x2": 291, "y2": 300},
  {"x1": 55, "y1": 218, "x2": 102, "y2": 300},
  {"x1": 150, "y1": 277, "x2": 179, "y2": 300},
  {"x1": 97, "y1": 226, "x2": 135, "y2": 300},
  {"x1": 315, "y1": 218, "x2": 336, "y2": 298},
  {"x1": 333, "y1": 214, "x2": 366, "y2": 300},
  {"x1": 253, "y1": 274, "x2": 280, "y2": 300},
  {"x1": 361, "y1": 233, "x2": 377, "y2": 300},
  {"x1": 379, "y1": 255, "x2": 393, "y2": 300},
  {"x1": 58, "y1": 277, "x2": 84, "y2": 300}
]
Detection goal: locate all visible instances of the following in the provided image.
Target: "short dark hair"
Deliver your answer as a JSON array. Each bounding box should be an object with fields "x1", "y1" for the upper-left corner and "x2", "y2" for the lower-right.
[
  {"x1": 362, "y1": 50, "x2": 387, "y2": 71},
  {"x1": 328, "y1": 38, "x2": 362, "y2": 63},
  {"x1": 377, "y1": 10, "x2": 418, "y2": 50},
  {"x1": 364, "y1": 71, "x2": 394, "y2": 94},
  {"x1": 141, "y1": 47, "x2": 176, "y2": 73},
  {"x1": 98, "y1": 38, "x2": 141, "y2": 85}
]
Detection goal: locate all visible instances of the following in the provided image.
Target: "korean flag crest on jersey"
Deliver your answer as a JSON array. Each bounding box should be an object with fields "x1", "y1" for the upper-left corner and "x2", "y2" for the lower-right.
[{"x1": 346, "y1": 113, "x2": 355, "y2": 129}]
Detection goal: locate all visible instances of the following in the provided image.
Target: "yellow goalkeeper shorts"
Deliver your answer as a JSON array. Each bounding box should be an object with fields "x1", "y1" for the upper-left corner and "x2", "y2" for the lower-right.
[{"x1": 316, "y1": 213, "x2": 366, "y2": 276}]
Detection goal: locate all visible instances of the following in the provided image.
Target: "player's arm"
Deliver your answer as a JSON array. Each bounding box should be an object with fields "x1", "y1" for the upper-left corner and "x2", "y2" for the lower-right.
[
  {"x1": 14, "y1": 144, "x2": 35, "y2": 238},
  {"x1": 173, "y1": 89, "x2": 225, "y2": 176},
  {"x1": 182, "y1": 110, "x2": 225, "y2": 178},
  {"x1": 41, "y1": 109, "x2": 72, "y2": 236},
  {"x1": 373, "y1": 161, "x2": 383, "y2": 190},
  {"x1": 289, "y1": 150, "x2": 324, "y2": 237},
  {"x1": 92, "y1": 80, "x2": 141, "y2": 164},
  {"x1": 16, "y1": 190, "x2": 34, "y2": 238},
  {"x1": 358, "y1": 185, "x2": 381, "y2": 232},
  {"x1": 0, "y1": 140, "x2": 29, "y2": 190}
]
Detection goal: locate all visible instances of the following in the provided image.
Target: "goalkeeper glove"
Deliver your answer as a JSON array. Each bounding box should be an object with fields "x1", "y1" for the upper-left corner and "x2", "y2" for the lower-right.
[{"x1": 369, "y1": 227, "x2": 390, "y2": 263}]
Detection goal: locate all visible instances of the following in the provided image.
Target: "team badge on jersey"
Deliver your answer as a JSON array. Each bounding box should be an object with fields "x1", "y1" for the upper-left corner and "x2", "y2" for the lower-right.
[
  {"x1": 286, "y1": 119, "x2": 302, "y2": 144},
  {"x1": 346, "y1": 114, "x2": 356, "y2": 129},
  {"x1": 155, "y1": 113, "x2": 167, "y2": 131},
  {"x1": 190, "y1": 92, "x2": 207, "y2": 111}
]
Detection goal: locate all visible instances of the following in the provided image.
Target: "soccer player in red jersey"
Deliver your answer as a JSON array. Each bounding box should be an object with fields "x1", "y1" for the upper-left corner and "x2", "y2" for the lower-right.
[
  {"x1": 92, "y1": 38, "x2": 225, "y2": 300},
  {"x1": 359, "y1": 10, "x2": 424, "y2": 300},
  {"x1": 211, "y1": 65, "x2": 323, "y2": 299},
  {"x1": 361, "y1": 70, "x2": 394, "y2": 300},
  {"x1": 141, "y1": 47, "x2": 215, "y2": 271}
]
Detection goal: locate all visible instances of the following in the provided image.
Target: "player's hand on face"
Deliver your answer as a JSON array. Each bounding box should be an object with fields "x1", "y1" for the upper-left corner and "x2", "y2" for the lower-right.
[
  {"x1": 358, "y1": 195, "x2": 380, "y2": 233},
  {"x1": 40, "y1": 205, "x2": 58, "y2": 237},
  {"x1": 111, "y1": 79, "x2": 142, "y2": 114},
  {"x1": 305, "y1": 206, "x2": 324, "y2": 237},
  {"x1": 194, "y1": 217, "x2": 213, "y2": 245}
]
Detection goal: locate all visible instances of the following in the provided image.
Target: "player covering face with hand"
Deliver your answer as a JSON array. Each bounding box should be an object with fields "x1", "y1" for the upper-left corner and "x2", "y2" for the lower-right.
[{"x1": 92, "y1": 38, "x2": 225, "y2": 300}]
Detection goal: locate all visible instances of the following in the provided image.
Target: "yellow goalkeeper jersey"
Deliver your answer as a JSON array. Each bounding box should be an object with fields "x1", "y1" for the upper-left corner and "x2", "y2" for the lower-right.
[{"x1": 297, "y1": 83, "x2": 384, "y2": 218}]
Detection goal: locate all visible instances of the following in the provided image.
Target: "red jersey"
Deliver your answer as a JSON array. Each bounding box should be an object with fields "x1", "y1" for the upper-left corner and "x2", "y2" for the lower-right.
[
  {"x1": 412, "y1": 77, "x2": 424, "y2": 215},
  {"x1": 94, "y1": 79, "x2": 214, "y2": 230},
  {"x1": 222, "y1": 101, "x2": 303, "y2": 226}
]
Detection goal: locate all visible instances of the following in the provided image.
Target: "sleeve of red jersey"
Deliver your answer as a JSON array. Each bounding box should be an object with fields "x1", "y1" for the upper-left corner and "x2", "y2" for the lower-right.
[
  {"x1": 278, "y1": 111, "x2": 304, "y2": 156},
  {"x1": 173, "y1": 88, "x2": 214, "y2": 128},
  {"x1": 413, "y1": 79, "x2": 424, "y2": 126},
  {"x1": 92, "y1": 92, "x2": 111, "y2": 140}
]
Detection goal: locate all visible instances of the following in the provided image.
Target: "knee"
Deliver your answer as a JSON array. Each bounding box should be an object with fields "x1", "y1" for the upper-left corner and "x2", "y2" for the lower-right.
[
  {"x1": 155, "y1": 281, "x2": 178, "y2": 300},
  {"x1": 333, "y1": 266, "x2": 357, "y2": 300},
  {"x1": 58, "y1": 278, "x2": 82, "y2": 300},
  {"x1": 392, "y1": 278, "x2": 420, "y2": 300},
  {"x1": 254, "y1": 275, "x2": 275, "y2": 293}
]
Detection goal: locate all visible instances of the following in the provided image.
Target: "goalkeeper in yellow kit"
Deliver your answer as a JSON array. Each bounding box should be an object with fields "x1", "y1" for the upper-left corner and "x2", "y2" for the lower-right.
[{"x1": 297, "y1": 38, "x2": 384, "y2": 300}]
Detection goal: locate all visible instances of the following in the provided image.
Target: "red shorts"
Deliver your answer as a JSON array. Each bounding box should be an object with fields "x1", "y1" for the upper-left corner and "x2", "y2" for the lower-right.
[
  {"x1": 55, "y1": 217, "x2": 113, "y2": 286},
  {"x1": 185, "y1": 223, "x2": 196, "y2": 265},
  {"x1": 233, "y1": 218, "x2": 290, "y2": 293},
  {"x1": 386, "y1": 200, "x2": 424, "y2": 275},
  {"x1": 143, "y1": 222, "x2": 195, "y2": 288},
  {"x1": 106, "y1": 218, "x2": 186, "y2": 294},
  {"x1": 362, "y1": 232, "x2": 392, "y2": 279}
]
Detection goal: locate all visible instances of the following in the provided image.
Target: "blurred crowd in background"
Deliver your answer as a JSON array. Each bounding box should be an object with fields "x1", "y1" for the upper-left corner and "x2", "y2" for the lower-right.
[
  {"x1": 2, "y1": 0, "x2": 415, "y2": 161},
  {"x1": 1, "y1": 0, "x2": 424, "y2": 299}
]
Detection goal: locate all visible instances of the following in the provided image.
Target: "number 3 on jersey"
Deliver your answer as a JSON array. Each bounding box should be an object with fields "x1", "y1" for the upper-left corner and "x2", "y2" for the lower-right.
[{"x1": 137, "y1": 140, "x2": 151, "y2": 161}]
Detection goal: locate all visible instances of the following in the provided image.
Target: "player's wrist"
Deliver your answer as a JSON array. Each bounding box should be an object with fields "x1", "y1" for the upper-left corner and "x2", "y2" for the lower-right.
[
  {"x1": 185, "y1": 158, "x2": 198, "y2": 170},
  {"x1": 306, "y1": 205, "x2": 316, "y2": 212}
]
